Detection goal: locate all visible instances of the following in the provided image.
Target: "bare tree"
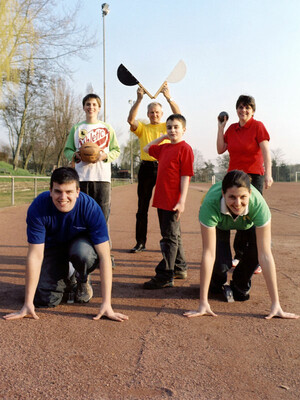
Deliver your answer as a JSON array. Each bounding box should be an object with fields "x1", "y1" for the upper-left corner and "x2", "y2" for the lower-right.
[
  {"x1": 1, "y1": 57, "x2": 50, "y2": 169},
  {"x1": 1, "y1": 0, "x2": 96, "y2": 91},
  {"x1": 47, "y1": 77, "x2": 82, "y2": 167}
]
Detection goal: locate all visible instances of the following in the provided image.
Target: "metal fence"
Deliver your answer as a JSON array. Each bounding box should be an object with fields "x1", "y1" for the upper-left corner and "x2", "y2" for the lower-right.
[
  {"x1": 0, "y1": 176, "x2": 133, "y2": 207},
  {"x1": 0, "y1": 175, "x2": 50, "y2": 206}
]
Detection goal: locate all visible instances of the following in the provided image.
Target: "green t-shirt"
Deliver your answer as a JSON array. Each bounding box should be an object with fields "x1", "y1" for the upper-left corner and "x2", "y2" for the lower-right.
[{"x1": 199, "y1": 182, "x2": 271, "y2": 230}]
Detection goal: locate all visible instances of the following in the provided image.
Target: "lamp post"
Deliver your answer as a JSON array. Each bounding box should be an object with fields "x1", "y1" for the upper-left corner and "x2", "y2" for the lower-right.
[
  {"x1": 128, "y1": 99, "x2": 135, "y2": 183},
  {"x1": 101, "y1": 3, "x2": 109, "y2": 122}
]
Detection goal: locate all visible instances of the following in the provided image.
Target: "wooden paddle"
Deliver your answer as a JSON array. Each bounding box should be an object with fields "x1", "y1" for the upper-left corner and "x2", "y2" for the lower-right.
[{"x1": 117, "y1": 64, "x2": 154, "y2": 98}]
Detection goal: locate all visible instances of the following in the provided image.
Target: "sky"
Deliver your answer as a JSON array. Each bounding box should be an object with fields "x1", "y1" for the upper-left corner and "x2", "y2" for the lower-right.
[{"x1": 3, "y1": 0, "x2": 300, "y2": 165}]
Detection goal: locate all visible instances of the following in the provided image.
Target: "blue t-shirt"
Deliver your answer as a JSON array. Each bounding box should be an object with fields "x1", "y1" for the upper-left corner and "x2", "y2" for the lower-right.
[{"x1": 26, "y1": 191, "x2": 109, "y2": 248}]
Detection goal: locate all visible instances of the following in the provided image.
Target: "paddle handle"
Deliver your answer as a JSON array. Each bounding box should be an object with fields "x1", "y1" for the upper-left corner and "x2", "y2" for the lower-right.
[
  {"x1": 153, "y1": 81, "x2": 166, "y2": 99},
  {"x1": 138, "y1": 83, "x2": 154, "y2": 99}
]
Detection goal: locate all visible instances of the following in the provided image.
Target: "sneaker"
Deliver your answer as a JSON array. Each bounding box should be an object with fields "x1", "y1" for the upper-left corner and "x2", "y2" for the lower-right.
[
  {"x1": 174, "y1": 270, "x2": 187, "y2": 279},
  {"x1": 222, "y1": 284, "x2": 234, "y2": 303},
  {"x1": 232, "y1": 259, "x2": 240, "y2": 268},
  {"x1": 143, "y1": 277, "x2": 174, "y2": 290},
  {"x1": 254, "y1": 265, "x2": 262, "y2": 274},
  {"x1": 129, "y1": 243, "x2": 146, "y2": 253},
  {"x1": 75, "y1": 275, "x2": 93, "y2": 303}
]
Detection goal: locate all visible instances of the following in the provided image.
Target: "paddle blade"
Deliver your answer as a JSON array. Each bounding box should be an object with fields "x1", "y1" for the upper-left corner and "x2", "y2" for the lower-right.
[
  {"x1": 166, "y1": 59, "x2": 187, "y2": 83},
  {"x1": 117, "y1": 64, "x2": 139, "y2": 86}
]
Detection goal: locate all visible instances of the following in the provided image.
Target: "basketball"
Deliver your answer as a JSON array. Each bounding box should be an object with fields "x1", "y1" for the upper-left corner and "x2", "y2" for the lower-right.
[{"x1": 79, "y1": 142, "x2": 100, "y2": 163}]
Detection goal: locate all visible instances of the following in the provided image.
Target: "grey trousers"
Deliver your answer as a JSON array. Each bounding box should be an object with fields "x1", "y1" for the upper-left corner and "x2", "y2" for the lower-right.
[{"x1": 34, "y1": 236, "x2": 98, "y2": 307}]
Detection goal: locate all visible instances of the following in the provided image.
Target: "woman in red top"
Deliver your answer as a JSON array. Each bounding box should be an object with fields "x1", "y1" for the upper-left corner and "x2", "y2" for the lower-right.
[{"x1": 217, "y1": 95, "x2": 273, "y2": 269}]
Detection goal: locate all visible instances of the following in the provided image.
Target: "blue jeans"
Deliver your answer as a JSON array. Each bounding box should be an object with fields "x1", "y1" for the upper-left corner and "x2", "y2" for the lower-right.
[
  {"x1": 135, "y1": 161, "x2": 158, "y2": 246},
  {"x1": 154, "y1": 209, "x2": 187, "y2": 281},
  {"x1": 211, "y1": 228, "x2": 258, "y2": 296},
  {"x1": 34, "y1": 236, "x2": 98, "y2": 307}
]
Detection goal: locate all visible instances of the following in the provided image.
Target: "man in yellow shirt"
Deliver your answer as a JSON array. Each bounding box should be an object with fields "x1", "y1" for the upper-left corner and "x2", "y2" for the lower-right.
[{"x1": 127, "y1": 83, "x2": 180, "y2": 253}]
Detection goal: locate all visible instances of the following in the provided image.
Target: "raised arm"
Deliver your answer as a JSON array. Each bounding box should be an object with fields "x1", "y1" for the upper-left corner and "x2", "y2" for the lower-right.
[
  {"x1": 216, "y1": 118, "x2": 228, "y2": 154},
  {"x1": 127, "y1": 87, "x2": 145, "y2": 131},
  {"x1": 143, "y1": 134, "x2": 168, "y2": 154},
  {"x1": 184, "y1": 225, "x2": 218, "y2": 318},
  {"x1": 259, "y1": 140, "x2": 273, "y2": 189},
  {"x1": 256, "y1": 223, "x2": 299, "y2": 320},
  {"x1": 161, "y1": 83, "x2": 180, "y2": 114},
  {"x1": 93, "y1": 241, "x2": 128, "y2": 322},
  {"x1": 3, "y1": 243, "x2": 44, "y2": 320}
]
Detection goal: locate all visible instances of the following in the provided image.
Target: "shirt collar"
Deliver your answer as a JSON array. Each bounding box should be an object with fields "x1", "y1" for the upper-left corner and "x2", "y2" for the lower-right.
[
  {"x1": 220, "y1": 197, "x2": 249, "y2": 220},
  {"x1": 235, "y1": 117, "x2": 254, "y2": 131}
]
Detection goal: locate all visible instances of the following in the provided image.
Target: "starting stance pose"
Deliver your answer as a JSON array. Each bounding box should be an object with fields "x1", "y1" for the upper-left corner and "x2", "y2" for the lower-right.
[
  {"x1": 184, "y1": 170, "x2": 299, "y2": 320},
  {"x1": 217, "y1": 95, "x2": 273, "y2": 271},
  {"x1": 3, "y1": 167, "x2": 128, "y2": 322},
  {"x1": 143, "y1": 114, "x2": 194, "y2": 289},
  {"x1": 127, "y1": 83, "x2": 180, "y2": 253}
]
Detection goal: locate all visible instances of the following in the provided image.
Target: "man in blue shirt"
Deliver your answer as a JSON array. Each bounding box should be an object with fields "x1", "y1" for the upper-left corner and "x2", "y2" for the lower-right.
[{"x1": 3, "y1": 167, "x2": 128, "y2": 322}]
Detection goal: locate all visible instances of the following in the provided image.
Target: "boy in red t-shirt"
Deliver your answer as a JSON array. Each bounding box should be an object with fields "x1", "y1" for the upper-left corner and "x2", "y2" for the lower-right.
[{"x1": 142, "y1": 114, "x2": 194, "y2": 289}]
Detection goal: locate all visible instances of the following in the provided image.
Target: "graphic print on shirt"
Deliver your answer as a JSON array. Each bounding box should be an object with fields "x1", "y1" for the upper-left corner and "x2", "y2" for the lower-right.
[{"x1": 78, "y1": 126, "x2": 110, "y2": 150}]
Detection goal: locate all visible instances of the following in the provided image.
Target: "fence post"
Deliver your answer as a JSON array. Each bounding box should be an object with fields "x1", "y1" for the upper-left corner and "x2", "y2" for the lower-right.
[
  {"x1": 34, "y1": 178, "x2": 37, "y2": 198},
  {"x1": 11, "y1": 177, "x2": 15, "y2": 206}
]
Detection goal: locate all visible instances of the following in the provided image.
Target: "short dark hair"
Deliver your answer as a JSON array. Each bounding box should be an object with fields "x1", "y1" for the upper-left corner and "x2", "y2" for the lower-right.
[
  {"x1": 236, "y1": 95, "x2": 256, "y2": 112},
  {"x1": 166, "y1": 113, "x2": 186, "y2": 128},
  {"x1": 82, "y1": 93, "x2": 101, "y2": 107},
  {"x1": 222, "y1": 170, "x2": 251, "y2": 194},
  {"x1": 50, "y1": 167, "x2": 80, "y2": 189}
]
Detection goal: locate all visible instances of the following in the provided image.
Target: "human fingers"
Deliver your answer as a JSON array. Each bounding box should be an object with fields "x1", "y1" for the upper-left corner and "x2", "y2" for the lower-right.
[
  {"x1": 107, "y1": 312, "x2": 129, "y2": 322},
  {"x1": 265, "y1": 311, "x2": 299, "y2": 320},
  {"x1": 183, "y1": 310, "x2": 217, "y2": 318},
  {"x1": 3, "y1": 310, "x2": 39, "y2": 320},
  {"x1": 93, "y1": 311, "x2": 104, "y2": 320}
]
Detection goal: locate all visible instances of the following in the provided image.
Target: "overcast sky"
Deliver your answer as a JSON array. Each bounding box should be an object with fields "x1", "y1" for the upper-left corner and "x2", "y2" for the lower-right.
[{"x1": 3, "y1": 0, "x2": 300, "y2": 165}]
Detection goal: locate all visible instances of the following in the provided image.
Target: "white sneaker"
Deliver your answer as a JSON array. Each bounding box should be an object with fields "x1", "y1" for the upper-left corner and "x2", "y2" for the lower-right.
[
  {"x1": 232, "y1": 259, "x2": 240, "y2": 268},
  {"x1": 254, "y1": 265, "x2": 262, "y2": 274}
]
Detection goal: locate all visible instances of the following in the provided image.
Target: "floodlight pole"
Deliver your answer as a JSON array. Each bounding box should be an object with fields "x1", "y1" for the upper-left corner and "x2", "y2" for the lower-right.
[
  {"x1": 102, "y1": 3, "x2": 109, "y2": 122},
  {"x1": 128, "y1": 100, "x2": 135, "y2": 183}
]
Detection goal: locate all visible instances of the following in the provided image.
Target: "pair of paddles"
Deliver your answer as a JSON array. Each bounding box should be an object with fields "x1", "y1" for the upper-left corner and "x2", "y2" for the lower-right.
[{"x1": 117, "y1": 60, "x2": 186, "y2": 99}]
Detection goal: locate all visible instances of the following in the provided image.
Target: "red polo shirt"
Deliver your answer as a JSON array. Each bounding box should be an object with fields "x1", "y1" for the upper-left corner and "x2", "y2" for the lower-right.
[{"x1": 224, "y1": 118, "x2": 270, "y2": 175}]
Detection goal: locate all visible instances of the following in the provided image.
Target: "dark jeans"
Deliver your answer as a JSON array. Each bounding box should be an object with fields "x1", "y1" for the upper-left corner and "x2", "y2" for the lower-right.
[
  {"x1": 80, "y1": 181, "x2": 111, "y2": 223},
  {"x1": 34, "y1": 236, "x2": 98, "y2": 307},
  {"x1": 155, "y1": 209, "x2": 187, "y2": 281},
  {"x1": 211, "y1": 228, "x2": 258, "y2": 296},
  {"x1": 233, "y1": 173, "x2": 264, "y2": 261},
  {"x1": 135, "y1": 161, "x2": 158, "y2": 246}
]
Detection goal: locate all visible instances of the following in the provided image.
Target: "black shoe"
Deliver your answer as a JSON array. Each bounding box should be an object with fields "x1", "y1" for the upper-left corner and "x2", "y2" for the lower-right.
[
  {"x1": 230, "y1": 281, "x2": 250, "y2": 302},
  {"x1": 75, "y1": 275, "x2": 93, "y2": 303},
  {"x1": 143, "y1": 277, "x2": 174, "y2": 290},
  {"x1": 222, "y1": 284, "x2": 234, "y2": 303},
  {"x1": 129, "y1": 243, "x2": 146, "y2": 253}
]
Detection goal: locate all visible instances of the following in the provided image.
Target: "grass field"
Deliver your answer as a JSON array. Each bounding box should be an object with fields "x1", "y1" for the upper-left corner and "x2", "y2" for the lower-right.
[{"x1": 0, "y1": 177, "x2": 131, "y2": 208}]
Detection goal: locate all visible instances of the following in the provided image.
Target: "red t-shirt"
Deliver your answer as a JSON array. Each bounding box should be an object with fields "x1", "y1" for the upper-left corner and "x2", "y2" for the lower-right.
[
  {"x1": 149, "y1": 141, "x2": 194, "y2": 211},
  {"x1": 224, "y1": 118, "x2": 270, "y2": 175}
]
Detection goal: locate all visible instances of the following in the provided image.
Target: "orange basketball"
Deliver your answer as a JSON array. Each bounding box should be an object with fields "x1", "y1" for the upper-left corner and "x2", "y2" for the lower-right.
[{"x1": 79, "y1": 142, "x2": 100, "y2": 163}]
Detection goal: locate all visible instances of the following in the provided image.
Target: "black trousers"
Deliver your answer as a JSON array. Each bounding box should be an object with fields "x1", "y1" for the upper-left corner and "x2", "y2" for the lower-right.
[
  {"x1": 211, "y1": 228, "x2": 258, "y2": 295},
  {"x1": 233, "y1": 174, "x2": 264, "y2": 261},
  {"x1": 155, "y1": 209, "x2": 187, "y2": 281},
  {"x1": 135, "y1": 161, "x2": 158, "y2": 246},
  {"x1": 34, "y1": 236, "x2": 98, "y2": 308}
]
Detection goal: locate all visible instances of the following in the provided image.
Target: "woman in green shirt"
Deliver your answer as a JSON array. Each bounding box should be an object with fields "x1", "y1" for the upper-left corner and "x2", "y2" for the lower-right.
[{"x1": 184, "y1": 170, "x2": 298, "y2": 320}]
